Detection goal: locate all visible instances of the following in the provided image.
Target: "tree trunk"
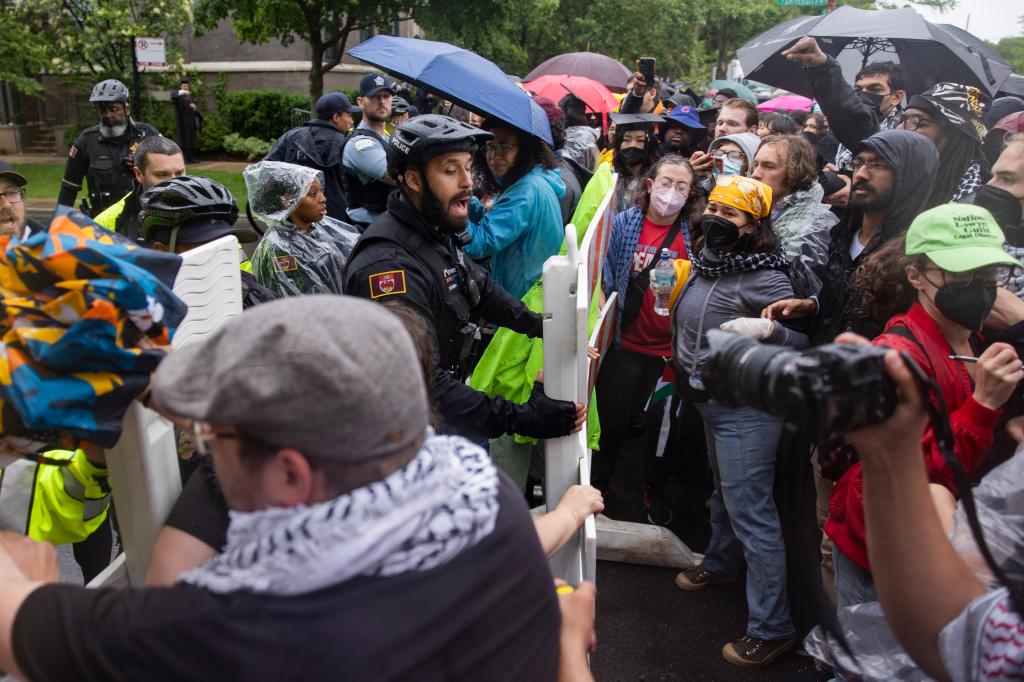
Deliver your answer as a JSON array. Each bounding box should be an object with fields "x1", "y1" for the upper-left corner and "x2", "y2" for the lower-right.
[
  {"x1": 716, "y1": 20, "x2": 732, "y2": 81},
  {"x1": 309, "y1": 38, "x2": 325, "y2": 109}
]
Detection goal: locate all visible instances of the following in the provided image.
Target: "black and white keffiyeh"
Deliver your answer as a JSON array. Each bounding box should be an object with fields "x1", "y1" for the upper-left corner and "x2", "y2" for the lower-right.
[
  {"x1": 690, "y1": 246, "x2": 789, "y2": 278},
  {"x1": 951, "y1": 162, "x2": 983, "y2": 202},
  {"x1": 181, "y1": 432, "x2": 500, "y2": 596}
]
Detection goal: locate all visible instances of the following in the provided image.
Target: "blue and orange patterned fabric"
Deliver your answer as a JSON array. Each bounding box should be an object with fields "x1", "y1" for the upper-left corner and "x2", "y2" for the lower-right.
[{"x1": 0, "y1": 207, "x2": 186, "y2": 451}]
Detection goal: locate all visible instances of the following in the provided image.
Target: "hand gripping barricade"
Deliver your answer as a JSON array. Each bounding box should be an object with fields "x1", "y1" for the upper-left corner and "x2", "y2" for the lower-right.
[
  {"x1": 90, "y1": 236, "x2": 243, "y2": 588},
  {"x1": 541, "y1": 182, "x2": 701, "y2": 585}
]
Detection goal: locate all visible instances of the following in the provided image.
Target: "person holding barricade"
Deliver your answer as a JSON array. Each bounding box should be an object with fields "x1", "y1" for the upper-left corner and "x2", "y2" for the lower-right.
[{"x1": 671, "y1": 175, "x2": 806, "y2": 667}]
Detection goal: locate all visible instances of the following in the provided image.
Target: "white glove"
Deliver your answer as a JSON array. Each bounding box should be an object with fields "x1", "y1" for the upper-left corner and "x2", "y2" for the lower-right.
[{"x1": 719, "y1": 317, "x2": 777, "y2": 340}]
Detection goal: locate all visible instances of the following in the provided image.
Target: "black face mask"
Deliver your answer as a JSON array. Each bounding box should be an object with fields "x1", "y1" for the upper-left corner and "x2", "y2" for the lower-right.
[
  {"x1": 855, "y1": 90, "x2": 887, "y2": 117},
  {"x1": 934, "y1": 279, "x2": 998, "y2": 332},
  {"x1": 702, "y1": 215, "x2": 742, "y2": 249},
  {"x1": 618, "y1": 147, "x2": 646, "y2": 167},
  {"x1": 974, "y1": 184, "x2": 1024, "y2": 246}
]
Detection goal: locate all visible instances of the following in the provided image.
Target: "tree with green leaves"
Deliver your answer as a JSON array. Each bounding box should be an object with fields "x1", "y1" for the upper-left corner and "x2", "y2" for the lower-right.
[
  {"x1": 16, "y1": 0, "x2": 191, "y2": 87},
  {"x1": 193, "y1": 0, "x2": 418, "y2": 107},
  {"x1": 991, "y1": 17, "x2": 1024, "y2": 74},
  {"x1": 0, "y1": 1, "x2": 48, "y2": 95}
]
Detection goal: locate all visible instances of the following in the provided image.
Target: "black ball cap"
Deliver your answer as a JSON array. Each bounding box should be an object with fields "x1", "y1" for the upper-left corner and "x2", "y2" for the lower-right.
[
  {"x1": 359, "y1": 73, "x2": 396, "y2": 98},
  {"x1": 0, "y1": 160, "x2": 27, "y2": 188}
]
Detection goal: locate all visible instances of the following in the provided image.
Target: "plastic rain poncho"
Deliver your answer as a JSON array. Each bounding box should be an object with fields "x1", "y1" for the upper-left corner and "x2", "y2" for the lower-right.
[{"x1": 245, "y1": 161, "x2": 361, "y2": 297}]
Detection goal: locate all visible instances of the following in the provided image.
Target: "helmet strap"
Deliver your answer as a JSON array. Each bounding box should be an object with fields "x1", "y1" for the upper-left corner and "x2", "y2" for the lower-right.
[{"x1": 168, "y1": 226, "x2": 180, "y2": 253}]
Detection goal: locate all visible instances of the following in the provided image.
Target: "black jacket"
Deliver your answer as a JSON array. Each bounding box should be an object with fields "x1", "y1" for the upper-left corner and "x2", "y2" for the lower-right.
[
  {"x1": 557, "y1": 156, "x2": 590, "y2": 225},
  {"x1": 344, "y1": 192, "x2": 550, "y2": 442},
  {"x1": 265, "y1": 119, "x2": 349, "y2": 221},
  {"x1": 811, "y1": 130, "x2": 941, "y2": 345},
  {"x1": 806, "y1": 57, "x2": 884, "y2": 154},
  {"x1": 58, "y1": 121, "x2": 161, "y2": 216}
]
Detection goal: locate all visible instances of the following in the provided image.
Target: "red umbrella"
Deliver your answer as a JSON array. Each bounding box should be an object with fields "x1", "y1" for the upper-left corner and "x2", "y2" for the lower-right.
[
  {"x1": 522, "y1": 75, "x2": 621, "y2": 114},
  {"x1": 525, "y1": 52, "x2": 632, "y2": 93}
]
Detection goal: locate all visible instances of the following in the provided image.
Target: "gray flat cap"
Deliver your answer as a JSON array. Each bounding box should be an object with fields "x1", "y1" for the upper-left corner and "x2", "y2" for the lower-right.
[{"x1": 152, "y1": 295, "x2": 428, "y2": 463}]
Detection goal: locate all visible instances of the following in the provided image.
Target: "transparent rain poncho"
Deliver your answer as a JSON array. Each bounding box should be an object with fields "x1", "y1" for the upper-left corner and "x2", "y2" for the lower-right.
[
  {"x1": 805, "y1": 445, "x2": 1024, "y2": 680},
  {"x1": 244, "y1": 160, "x2": 361, "y2": 297}
]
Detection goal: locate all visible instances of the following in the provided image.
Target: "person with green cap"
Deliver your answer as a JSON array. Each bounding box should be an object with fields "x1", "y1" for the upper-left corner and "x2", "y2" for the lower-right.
[{"x1": 828, "y1": 202, "x2": 1024, "y2": 612}]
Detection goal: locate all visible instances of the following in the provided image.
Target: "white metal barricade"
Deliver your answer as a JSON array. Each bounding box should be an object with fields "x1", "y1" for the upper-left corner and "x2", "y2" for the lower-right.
[
  {"x1": 90, "y1": 236, "x2": 243, "y2": 588},
  {"x1": 542, "y1": 184, "x2": 701, "y2": 585}
]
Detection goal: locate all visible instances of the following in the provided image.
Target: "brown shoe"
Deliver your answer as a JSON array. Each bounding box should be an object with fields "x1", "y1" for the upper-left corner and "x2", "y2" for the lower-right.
[
  {"x1": 722, "y1": 635, "x2": 797, "y2": 668},
  {"x1": 674, "y1": 566, "x2": 737, "y2": 591}
]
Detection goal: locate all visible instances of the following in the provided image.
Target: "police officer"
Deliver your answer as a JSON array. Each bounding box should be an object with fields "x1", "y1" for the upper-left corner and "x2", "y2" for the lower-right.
[
  {"x1": 58, "y1": 79, "x2": 161, "y2": 216},
  {"x1": 342, "y1": 72, "x2": 397, "y2": 228},
  {"x1": 345, "y1": 115, "x2": 585, "y2": 443}
]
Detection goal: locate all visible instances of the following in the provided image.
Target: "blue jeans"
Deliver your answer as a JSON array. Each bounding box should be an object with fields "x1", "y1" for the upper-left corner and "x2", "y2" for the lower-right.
[
  {"x1": 835, "y1": 547, "x2": 876, "y2": 609},
  {"x1": 696, "y1": 402, "x2": 794, "y2": 640}
]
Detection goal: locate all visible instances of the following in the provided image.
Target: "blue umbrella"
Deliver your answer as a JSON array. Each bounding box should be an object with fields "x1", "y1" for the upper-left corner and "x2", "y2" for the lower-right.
[{"x1": 347, "y1": 35, "x2": 553, "y2": 145}]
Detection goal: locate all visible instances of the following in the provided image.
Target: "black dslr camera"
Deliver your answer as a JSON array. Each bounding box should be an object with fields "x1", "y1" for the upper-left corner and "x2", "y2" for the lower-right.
[{"x1": 702, "y1": 330, "x2": 899, "y2": 438}]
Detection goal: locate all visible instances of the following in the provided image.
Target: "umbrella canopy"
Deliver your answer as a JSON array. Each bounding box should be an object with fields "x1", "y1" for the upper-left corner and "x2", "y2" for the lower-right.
[
  {"x1": 525, "y1": 52, "x2": 632, "y2": 93},
  {"x1": 737, "y1": 6, "x2": 1012, "y2": 98},
  {"x1": 1000, "y1": 74, "x2": 1024, "y2": 99},
  {"x1": 348, "y1": 36, "x2": 552, "y2": 145},
  {"x1": 707, "y1": 79, "x2": 759, "y2": 104},
  {"x1": 522, "y1": 74, "x2": 620, "y2": 114},
  {"x1": 757, "y1": 94, "x2": 815, "y2": 112}
]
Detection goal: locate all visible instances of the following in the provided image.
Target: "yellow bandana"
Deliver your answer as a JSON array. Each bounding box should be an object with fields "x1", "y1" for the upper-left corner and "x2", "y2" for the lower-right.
[{"x1": 709, "y1": 175, "x2": 773, "y2": 219}]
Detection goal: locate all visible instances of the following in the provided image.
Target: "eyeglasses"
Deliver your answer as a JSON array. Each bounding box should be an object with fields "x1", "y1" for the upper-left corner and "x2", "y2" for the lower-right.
[
  {"x1": 654, "y1": 178, "x2": 691, "y2": 193},
  {"x1": 0, "y1": 188, "x2": 25, "y2": 204},
  {"x1": 899, "y1": 114, "x2": 935, "y2": 132},
  {"x1": 191, "y1": 421, "x2": 258, "y2": 457},
  {"x1": 712, "y1": 150, "x2": 745, "y2": 163},
  {"x1": 484, "y1": 142, "x2": 517, "y2": 156},
  {"x1": 923, "y1": 266, "x2": 1012, "y2": 288},
  {"x1": 851, "y1": 158, "x2": 893, "y2": 174}
]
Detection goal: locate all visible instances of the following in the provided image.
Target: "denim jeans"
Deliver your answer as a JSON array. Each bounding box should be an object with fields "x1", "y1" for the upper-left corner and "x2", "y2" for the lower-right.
[
  {"x1": 835, "y1": 547, "x2": 876, "y2": 609},
  {"x1": 696, "y1": 401, "x2": 794, "y2": 640}
]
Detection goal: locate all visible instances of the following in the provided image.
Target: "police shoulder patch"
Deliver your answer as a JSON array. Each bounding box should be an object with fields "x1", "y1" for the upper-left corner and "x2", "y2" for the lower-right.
[
  {"x1": 353, "y1": 138, "x2": 375, "y2": 152},
  {"x1": 275, "y1": 255, "x2": 298, "y2": 272},
  {"x1": 69, "y1": 145, "x2": 78, "y2": 159},
  {"x1": 369, "y1": 270, "x2": 407, "y2": 299}
]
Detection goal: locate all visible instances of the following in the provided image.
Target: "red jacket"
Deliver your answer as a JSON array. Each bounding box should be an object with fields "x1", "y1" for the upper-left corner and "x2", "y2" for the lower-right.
[{"x1": 825, "y1": 302, "x2": 1002, "y2": 571}]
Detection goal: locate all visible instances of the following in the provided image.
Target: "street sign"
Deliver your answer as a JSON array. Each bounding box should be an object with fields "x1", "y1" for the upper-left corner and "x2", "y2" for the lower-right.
[
  {"x1": 777, "y1": 0, "x2": 826, "y2": 5},
  {"x1": 134, "y1": 37, "x2": 166, "y2": 67}
]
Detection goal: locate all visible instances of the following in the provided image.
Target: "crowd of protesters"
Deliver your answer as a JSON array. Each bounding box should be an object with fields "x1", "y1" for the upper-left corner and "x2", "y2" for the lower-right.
[{"x1": 1, "y1": 22, "x2": 1024, "y2": 682}]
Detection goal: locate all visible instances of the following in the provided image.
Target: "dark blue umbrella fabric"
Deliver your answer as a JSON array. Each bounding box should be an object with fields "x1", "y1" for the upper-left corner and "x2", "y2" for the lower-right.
[{"x1": 348, "y1": 35, "x2": 553, "y2": 145}]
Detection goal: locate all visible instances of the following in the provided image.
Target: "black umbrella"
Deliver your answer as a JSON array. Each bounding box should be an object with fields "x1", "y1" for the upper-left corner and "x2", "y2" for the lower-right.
[
  {"x1": 999, "y1": 74, "x2": 1024, "y2": 99},
  {"x1": 737, "y1": 5, "x2": 1012, "y2": 98}
]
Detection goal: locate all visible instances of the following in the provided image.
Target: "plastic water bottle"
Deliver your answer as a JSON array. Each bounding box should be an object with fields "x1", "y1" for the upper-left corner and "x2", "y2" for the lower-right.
[{"x1": 653, "y1": 248, "x2": 674, "y2": 316}]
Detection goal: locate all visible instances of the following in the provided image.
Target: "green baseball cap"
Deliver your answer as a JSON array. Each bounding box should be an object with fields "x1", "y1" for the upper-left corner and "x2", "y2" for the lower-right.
[{"x1": 905, "y1": 203, "x2": 1020, "y2": 273}]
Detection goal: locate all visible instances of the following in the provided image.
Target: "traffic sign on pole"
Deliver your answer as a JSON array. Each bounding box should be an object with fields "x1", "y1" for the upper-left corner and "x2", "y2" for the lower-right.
[
  {"x1": 777, "y1": 0, "x2": 826, "y2": 5},
  {"x1": 134, "y1": 37, "x2": 167, "y2": 68}
]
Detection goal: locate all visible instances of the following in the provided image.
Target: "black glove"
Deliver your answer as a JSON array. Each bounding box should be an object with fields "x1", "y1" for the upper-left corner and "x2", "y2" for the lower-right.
[
  {"x1": 525, "y1": 311, "x2": 544, "y2": 339},
  {"x1": 508, "y1": 381, "x2": 578, "y2": 439}
]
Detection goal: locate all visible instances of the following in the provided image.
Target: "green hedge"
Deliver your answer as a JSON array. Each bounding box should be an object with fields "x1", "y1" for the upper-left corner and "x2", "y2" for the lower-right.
[{"x1": 219, "y1": 90, "x2": 309, "y2": 141}]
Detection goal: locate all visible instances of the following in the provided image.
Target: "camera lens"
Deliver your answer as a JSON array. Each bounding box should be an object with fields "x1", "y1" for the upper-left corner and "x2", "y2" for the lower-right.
[{"x1": 703, "y1": 330, "x2": 798, "y2": 413}]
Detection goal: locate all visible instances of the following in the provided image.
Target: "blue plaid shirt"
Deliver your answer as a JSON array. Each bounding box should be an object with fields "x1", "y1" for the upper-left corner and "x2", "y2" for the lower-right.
[{"x1": 603, "y1": 205, "x2": 690, "y2": 341}]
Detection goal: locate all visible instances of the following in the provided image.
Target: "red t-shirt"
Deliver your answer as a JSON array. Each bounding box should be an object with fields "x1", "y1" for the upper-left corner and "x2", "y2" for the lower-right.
[{"x1": 620, "y1": 216, "x2": 687, "y2": 357}]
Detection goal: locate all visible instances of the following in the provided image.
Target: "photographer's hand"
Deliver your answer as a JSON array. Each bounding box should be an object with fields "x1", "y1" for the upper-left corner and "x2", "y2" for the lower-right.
[
  {"x1": 972, "y1": 342, "x2": 1024, "y2": 410},
  {"x1": 761, "y1": 298, "x2": 816, "y2": 320},
  {"x1": 556, "y1": 579, "x2": 597, "y2": 682}
]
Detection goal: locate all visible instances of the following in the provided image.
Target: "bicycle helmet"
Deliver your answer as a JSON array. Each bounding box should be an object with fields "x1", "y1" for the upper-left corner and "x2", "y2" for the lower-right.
[
  {"x1": 140, "y1": 176, "x2": 254, "y2": 250},
  {"x1": 388, "y1": 114, "x2": 493, "y2": 177},
  {"x1": 391, "y1": 96, "x2": 410, "y2": 116},
  {"x1": 90, "y1": 79, "x2": 131, "y2": 104}
]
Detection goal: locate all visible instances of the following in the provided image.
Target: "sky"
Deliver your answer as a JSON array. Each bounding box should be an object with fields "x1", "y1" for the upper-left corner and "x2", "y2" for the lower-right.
[{"x1": 913, "y1": 0, "x2": 1023, "y2": 43}]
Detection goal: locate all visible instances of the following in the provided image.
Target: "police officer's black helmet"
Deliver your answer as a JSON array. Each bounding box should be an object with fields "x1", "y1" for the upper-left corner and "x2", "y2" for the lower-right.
[
  {"x1": 90, "y1": 79, "x2": 131, "y2": 104},
  {"x1": 140, "y1": 175, "x2": 240, "y2": 241},
  {"x1": 388, "y1": 114, "x2": 493, "y2": 178}
]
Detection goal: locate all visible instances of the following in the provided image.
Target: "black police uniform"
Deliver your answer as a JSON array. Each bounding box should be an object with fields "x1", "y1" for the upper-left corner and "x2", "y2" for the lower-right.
[
  {"x1": 58, "y1": 120, "x2": 160, "y2": 216},
  {"x1": 345, "y1": 191, "x2": 549, "y2": 443}
]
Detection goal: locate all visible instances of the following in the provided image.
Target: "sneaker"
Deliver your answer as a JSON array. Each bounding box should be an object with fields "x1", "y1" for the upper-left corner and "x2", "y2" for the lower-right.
[
  {"x1": 722, "y1": 635, "x2": 797, "y2": 668},
  {"x1": 674, "y1": 566, "x2": 737, "y2": 591},
  {"x1": 642, "y1": 487, "x2": 673, "y2": 526}
]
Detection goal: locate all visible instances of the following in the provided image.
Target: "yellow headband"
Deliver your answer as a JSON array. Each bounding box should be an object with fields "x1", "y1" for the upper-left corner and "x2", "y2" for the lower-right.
[{"x1": 709, "y1": 175, "x2": 772, "y2": 220}]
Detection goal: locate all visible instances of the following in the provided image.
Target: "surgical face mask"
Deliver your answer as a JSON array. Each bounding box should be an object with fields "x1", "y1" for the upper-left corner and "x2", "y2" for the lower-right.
[
  {"x1": 934, "y1": 279, "x2": 998, "y2": 332},
  {"x1": 650, "y1": 188, "x2": 686, "y2": 217},
  {"x1": 974, "y1": 184, "x2": 1024, "y2": 246},
  {"x1": 618, "y1": 147, "x2": 646, "y2": 167},
  {"x1": 701, "y1": 214, "x2": 742, "y2": 249},
  {"x1": 99, "y1": 121, "x2": 129, "y2": 139}
]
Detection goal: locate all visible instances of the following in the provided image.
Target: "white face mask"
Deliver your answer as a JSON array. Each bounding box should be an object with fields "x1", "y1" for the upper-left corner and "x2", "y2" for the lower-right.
[{"x1": 650, "y1": 187, "x2": 687, "y2": 217}]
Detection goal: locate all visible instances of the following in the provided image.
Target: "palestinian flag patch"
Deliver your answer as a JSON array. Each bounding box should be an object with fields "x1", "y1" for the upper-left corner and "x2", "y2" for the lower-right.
[{"x1": 369, "y1": 270, "x2": 406, "y2": 299}]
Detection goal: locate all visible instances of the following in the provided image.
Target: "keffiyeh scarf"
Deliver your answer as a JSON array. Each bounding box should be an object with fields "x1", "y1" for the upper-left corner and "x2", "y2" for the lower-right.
[
  {"x1": 690, "y1": 246, "x2": 789, "y2": 278},
  {"x1": 181, "y1": 433, "x2": 500, "y2": 596},
  {"x1": 835, "y1": 105, "x2": 903, "y2": 170}
]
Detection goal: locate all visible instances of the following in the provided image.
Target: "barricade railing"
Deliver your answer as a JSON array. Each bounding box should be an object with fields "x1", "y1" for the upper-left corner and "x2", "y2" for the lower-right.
[
  {"x1": 542, "y1": 182, "x2": 701, "y2": 585},
  {"x1": 89, "y1": 236, "x2": 244, "y2": 588}
]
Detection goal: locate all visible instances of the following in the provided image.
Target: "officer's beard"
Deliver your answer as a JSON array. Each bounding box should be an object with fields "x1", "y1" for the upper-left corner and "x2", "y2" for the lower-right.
[
  {"x1": 99, "y1": 121, "x2": 129, "y2": 138},
  {"x1": 421, "y1": 177, "x2": 471, "y2": 234}
]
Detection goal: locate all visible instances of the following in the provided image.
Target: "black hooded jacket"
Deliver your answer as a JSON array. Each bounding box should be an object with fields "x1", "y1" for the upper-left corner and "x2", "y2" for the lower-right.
[
  {"x1": 811, "y1": 130, "x2": 940, "y2": 344},
  {"x1": 265, "y1": 119, "x2": 349, "y2": 220}
]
